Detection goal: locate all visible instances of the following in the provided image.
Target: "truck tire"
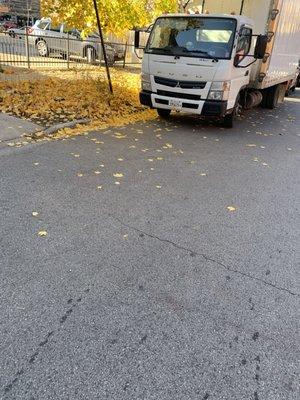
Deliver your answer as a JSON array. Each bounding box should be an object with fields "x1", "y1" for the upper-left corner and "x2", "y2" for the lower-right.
[
  {"x1": 157, "y1": 109, "x2": 171, "y2": 119},
  {"x1": 261, "y1": 85, "x2": 280, "y2": 109},
  {"x1": 222, "y1": 111, "x2": 234, "y2": 128},
  {"x1": 222, "y1": 93, "x2": 241, "y2": 128}
]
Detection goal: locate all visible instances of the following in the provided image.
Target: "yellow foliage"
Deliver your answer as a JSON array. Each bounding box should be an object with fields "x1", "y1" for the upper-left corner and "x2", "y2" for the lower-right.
[
  {"x1": 41, "y1": 0, "x2": 178, "y2": 36},
  {"x1": 0, "y1": 69, "x2": 155, "y2": 137}
]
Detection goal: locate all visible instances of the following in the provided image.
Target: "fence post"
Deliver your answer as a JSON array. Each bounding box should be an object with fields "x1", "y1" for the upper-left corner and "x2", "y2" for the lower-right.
[
  {"x1": 67, "y1": 33, "x2": 70, "y2": 69},
  {"x1": 123, "y1": 41, "x2": 128, "y2": 68},
  {"x1": 25, "y1": 27, "x2": 30, "y2": 69}
]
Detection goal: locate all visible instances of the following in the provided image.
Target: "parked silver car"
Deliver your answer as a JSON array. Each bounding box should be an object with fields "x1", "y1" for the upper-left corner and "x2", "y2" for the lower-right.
[
  {"x1": 28, "y1": 19, "x2": 115, "y2": 65},
  {"x1": 7, "y1": 26, "x2": 28, "y2": 39}
]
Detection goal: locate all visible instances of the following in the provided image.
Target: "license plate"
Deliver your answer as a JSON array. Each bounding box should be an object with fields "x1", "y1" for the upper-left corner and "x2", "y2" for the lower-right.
[{"x1": 169, "y1": 99, "x2": 182, "y2": 109}]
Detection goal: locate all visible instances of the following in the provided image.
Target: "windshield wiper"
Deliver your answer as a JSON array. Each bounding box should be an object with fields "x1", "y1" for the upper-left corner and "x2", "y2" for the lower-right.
[
  {"x1": 182, "y1": 48, "x2": 218, "y2": 61},
  {"x1": 149, "y1": 46, "x2": 218, "y2": 61},
  {"x1": 148, "y1": 47, "x2": 172, "y2": 53},
  {"x1": 149, "y1": 46, "x2": 187, "y2": 55}
]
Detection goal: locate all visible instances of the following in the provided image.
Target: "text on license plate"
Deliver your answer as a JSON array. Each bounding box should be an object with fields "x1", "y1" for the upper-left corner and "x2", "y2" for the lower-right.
[{"x1": 169, "y1": 99, "x2": 182, "y2": 109}]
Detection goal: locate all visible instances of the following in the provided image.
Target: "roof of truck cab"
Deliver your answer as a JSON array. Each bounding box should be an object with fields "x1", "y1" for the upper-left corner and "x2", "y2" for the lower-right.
[{"x1": 159, "y1": 13, "x2": 253, "y2": 26}]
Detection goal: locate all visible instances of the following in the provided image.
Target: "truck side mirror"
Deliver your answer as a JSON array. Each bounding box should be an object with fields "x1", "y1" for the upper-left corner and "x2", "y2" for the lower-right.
[
  {"x1": 233, "y1": 54, "x2": 241, "y2": 67},
  {"x1": 254, "y1": 35, "x2": 268, "y2": 59},
  {"x1": 146, "y1": 24, "x2": 153, "y2": 33},
  {"x1": 134, "y1": 30, "x2": 141, "y2": 49}
]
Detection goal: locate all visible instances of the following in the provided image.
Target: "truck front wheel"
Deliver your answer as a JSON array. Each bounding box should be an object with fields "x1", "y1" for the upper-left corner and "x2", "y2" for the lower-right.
[
  {"x1": 222, "y1": 93, "x2": 241, "y2": 128},
  {"x1": 157, "y1": 109, "x2": 171, "y2": 119},
  {"x1": 222, "y1": 111, "x2": 234, "y2": 128}
]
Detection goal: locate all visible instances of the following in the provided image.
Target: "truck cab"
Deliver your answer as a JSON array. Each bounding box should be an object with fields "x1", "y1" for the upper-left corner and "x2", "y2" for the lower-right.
[{"x1": 139, "y1": 14, "x2": 262, "y2": 127}]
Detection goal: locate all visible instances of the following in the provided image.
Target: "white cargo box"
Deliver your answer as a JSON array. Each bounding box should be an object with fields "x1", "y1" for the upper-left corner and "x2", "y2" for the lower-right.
[{"x1": 200, "y1": 0, "x2": 300, "y2": 89}]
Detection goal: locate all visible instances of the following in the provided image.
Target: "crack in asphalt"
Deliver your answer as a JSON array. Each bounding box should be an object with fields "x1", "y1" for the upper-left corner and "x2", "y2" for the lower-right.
[
  {"x1": 3, "y1": 287, "x2": 91, "y2": 397},
  {"x1": 112, "y1": 216, "x2": 299, "y2": 298}
]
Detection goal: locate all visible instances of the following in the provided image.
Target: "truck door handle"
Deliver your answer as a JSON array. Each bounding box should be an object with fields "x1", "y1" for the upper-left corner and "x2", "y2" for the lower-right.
[{"x1": 245, "y1": 70, "x2": 249, "y2": 76}]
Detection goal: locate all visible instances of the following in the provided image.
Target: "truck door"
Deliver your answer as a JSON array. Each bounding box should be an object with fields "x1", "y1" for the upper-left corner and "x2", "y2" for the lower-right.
[{"x1": 230, "y1": 26, "x2": 252, "y2": 109}]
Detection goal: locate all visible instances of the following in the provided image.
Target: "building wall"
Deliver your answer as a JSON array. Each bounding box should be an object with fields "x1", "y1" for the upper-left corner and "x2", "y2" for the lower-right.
[{"x1": 0, "y1": 0, "x2": 40, "y2": 18}]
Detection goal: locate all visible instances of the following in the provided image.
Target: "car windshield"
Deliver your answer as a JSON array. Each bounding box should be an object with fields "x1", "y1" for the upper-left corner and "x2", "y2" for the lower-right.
[
  {"x1": 36, "y1": 20, "x2": 50, "y2": 30},
  {"x1": 146, "y1": 17, "x2": 236, "y2": 59}
]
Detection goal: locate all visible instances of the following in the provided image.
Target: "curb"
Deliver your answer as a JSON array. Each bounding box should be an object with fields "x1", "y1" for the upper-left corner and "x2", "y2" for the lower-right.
[{"x1": 28, "y1": 118, "x2": 91, "y2": 139}]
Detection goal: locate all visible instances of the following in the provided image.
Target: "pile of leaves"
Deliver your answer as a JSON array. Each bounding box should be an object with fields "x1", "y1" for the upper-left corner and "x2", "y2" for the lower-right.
[{"x1": 0, "y1": 69, "x2": 155, "y2": 134}]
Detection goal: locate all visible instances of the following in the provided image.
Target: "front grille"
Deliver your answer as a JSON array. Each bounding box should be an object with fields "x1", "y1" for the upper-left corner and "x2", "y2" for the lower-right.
[
  {"x1": 182, "y1": 103, "x2": 199, "y2": 109},
  {"x1": 154, "y1": 76, "x2": 206, "y2": 89},
  {"x1": 155, "y1": 98, "x2": 168, "y2": 105},
  {"x1": 157, "y1": 90, "x2": 201, "y2": 101}
]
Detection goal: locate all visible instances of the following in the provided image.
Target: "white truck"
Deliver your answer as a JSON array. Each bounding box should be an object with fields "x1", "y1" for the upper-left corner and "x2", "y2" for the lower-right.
[{"x1": 135, "y1": 0, "x2": 300, "y2": 127}]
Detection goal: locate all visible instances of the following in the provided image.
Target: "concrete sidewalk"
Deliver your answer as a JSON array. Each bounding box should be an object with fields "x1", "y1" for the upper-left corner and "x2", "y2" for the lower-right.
[{"x1": 0, "y1": 113, "x2": 42, "y2": 142}]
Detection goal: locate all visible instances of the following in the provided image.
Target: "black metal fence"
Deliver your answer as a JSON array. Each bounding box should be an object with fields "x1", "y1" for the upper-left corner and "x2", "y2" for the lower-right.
[{"x1": 0, "y1": 30, "x2": 144, "y2": 69}]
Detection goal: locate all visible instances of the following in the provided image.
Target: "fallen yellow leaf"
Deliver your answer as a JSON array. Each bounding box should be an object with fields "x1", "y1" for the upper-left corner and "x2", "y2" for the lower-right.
[
  {"x1": 38, "y1": 231, "x2": 47, "y2": 237},
  {"x1": 227, "y1": 206, "x2": 236, "y2": 212},
  {"x1": 32, "y1": 211, "x2": 39, "y2": 217},
  {"x1": 113, "y1": 173, "x2": 123, "y2": 178}
]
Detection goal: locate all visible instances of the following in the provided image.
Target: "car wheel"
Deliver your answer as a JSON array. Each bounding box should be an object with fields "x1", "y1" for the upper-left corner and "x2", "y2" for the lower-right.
[
  {"x1": 107, "y1": 54, "x2": 115, "y2": 66},
  {"x1": 36, "y1": 40, "x2": 48, "y2": 57}
]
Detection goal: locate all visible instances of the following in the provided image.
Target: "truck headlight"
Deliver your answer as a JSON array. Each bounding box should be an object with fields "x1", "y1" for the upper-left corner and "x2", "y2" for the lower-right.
[
  {"x1": 142, "y1": 81, "x2": 152, "y2": 91},
  {"x1": 141, "y1": 73, "x2": 151, "y2": 91},
  {"x1": 208, "y1": 81, "x2": 231, "y2": 101}
]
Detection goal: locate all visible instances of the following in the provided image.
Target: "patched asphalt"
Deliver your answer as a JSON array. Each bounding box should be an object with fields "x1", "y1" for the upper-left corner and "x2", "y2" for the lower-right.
[
  {"x1": 0, "y1": 113, "x2": 41, "y2": 142},
  {"x1": 0, "y1": 90, "x2": 299, "y2": 400}
]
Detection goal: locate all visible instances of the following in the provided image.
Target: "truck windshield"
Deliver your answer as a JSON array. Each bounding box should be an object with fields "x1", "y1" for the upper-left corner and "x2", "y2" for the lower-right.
[{"x1": 146, "y1": 17, "x2": 236, "y2": 60}]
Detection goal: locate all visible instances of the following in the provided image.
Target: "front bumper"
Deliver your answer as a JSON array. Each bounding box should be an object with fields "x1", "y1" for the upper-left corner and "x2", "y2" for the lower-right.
[{"x1": 140, "y1": 91, "x2": 227, "y2": 117}]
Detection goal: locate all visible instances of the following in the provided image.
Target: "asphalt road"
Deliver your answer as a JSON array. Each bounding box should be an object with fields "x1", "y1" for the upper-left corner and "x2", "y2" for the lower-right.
[{"x1": 0, "y1": 92, "x2": 299, "y2": 400}]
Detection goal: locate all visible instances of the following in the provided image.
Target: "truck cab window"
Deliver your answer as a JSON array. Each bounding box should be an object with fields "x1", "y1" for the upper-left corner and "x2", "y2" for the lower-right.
[
  {"x1": 147, "y1": 17, "x2": 237, "y2": 60},
  {"x1": 236, "y1": 27, "x2": 252, "y2": 57}
]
